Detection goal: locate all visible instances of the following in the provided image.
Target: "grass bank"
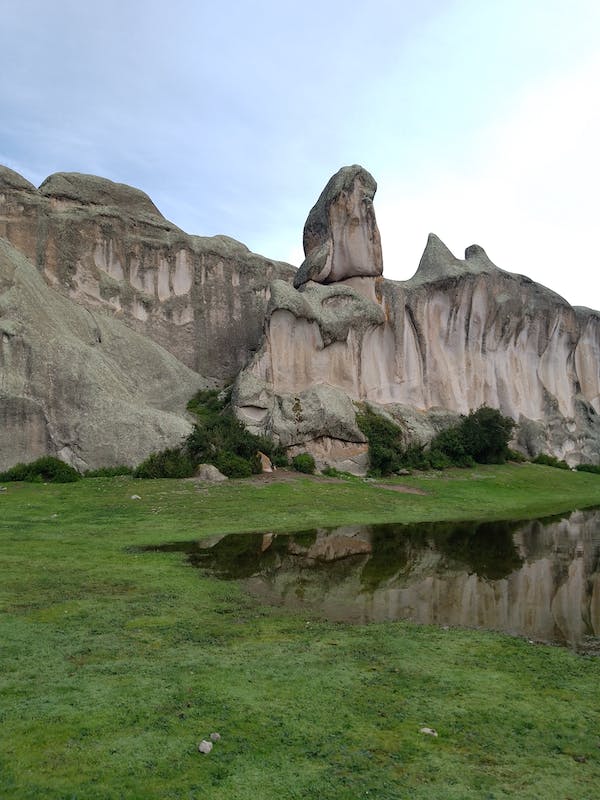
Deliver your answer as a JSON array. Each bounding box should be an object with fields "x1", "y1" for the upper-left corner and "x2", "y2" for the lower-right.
[{"x1": 1, "y1": 464, "x2": 600, "y2": 798}]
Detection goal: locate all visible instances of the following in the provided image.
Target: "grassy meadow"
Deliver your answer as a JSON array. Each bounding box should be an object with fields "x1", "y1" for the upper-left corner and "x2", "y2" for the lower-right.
[{"x1": 1, "y1": 463, "x2": 600, "y2": 798}]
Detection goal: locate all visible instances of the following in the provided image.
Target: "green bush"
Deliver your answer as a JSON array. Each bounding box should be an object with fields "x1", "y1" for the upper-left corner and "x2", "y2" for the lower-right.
[
  {"x1": 214, "y1": 451, "x2": 255, "y2": 478},
  {"x1": 0, "y1": 456, "x2": 81, "y2": 483},
  {"x1": 135, "y1": 389, "x2": 288, "y2": 480},
  {"x1": 357, "y1": 404, "x2": 515, "y2": 476},
  {"x1": 430, "y1": 406, "x2": 514, "y2": 466},
  {"x1": 84, "y1": 465, "x2": 133, "y2": 478},
  {"x1": 186, "y1": 388, "x2": 228, "y2": 422},
  {"x1": 575, "y1": 463, "x2": 600, "y2": 474},
  {"x1": 532, "y1": 453, "x2": 570, "y2": 470},
  {"x1": 356, "y1": 407, "x2": 406, "y2": 476},
  {"x1": 429, "y1": 426, "x2": 475, "y2": 468},
  {"x1": 292, "y1": 453, "x2": 316, "y2": 474},
  {"x1": 507, "y1": 449, "x2": 527, "y2": 463},
  {"x1": 133, "y1": 448, "x2": 194, "y2": 479}
]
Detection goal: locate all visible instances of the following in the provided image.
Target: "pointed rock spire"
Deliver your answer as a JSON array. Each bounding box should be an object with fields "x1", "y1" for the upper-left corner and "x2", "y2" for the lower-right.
[{"x1": 413, "y1": 233, "x2": 463, "y2": 282}]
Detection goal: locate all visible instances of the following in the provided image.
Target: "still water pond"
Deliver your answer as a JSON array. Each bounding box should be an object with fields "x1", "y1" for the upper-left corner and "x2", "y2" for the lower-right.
[{"x1": 145, "y1": 508, "x2": 600, "y2": 653}]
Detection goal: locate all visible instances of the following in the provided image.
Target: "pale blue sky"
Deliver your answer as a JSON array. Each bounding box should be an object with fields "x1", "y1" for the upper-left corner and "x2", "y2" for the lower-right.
[{"x1": 2, "y1": 0, "x2": 599, "y2": 306}]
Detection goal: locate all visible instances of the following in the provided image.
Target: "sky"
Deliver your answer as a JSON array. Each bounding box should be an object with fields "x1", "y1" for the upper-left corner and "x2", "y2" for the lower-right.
[{"x1": 1, "y1": 0, "x2": 599, "y2": 308}]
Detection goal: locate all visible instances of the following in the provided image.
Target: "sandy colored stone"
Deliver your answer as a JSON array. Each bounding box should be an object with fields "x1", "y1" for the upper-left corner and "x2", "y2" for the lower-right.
[
  {"x1": 294, "y1": 165, "x2": 383, "y2": 288},
  {"x1": 0, "y1": 238, "x2": 202, "y2": 471},
  {"x1": 0, "y1": 168, "x2": 294, "y2": 382},
  {"x1": 195, "y1": 464, "x2": 228, "y2": 483}
]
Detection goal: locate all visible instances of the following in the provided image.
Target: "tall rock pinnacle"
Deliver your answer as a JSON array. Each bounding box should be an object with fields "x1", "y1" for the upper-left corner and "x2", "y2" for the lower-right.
[{"x1": 293, "y1": 165, "x2": 383, "y2": 288}]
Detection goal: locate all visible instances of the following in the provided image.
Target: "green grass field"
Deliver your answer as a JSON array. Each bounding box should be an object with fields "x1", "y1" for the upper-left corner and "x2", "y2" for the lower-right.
[{"x1": 1, "y1": 464, "x2": 600, "y2": 799}]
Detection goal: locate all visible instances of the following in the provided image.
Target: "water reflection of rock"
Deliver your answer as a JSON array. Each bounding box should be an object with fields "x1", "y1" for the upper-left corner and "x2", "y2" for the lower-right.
[{"x1": 194, "y1": 511, "x2": 600, "y2": 651}]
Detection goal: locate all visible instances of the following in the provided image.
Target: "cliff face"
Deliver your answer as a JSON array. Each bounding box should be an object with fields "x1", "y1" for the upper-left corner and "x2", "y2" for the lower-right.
[
  {"x1": 0, "y1": 237, "x2": 203, "y2": 471},
  {"x1": 235, "y1": 167, "x2": 600, "y2": 467},
  {"x1": 0, "y1": 166, "x2": 294, "y2": 381},
  {"x1": 2, "y1": 162, "x2": 599, "y2": 471}
]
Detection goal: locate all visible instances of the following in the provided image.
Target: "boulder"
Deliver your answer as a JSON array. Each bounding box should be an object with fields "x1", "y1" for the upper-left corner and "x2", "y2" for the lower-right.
[
  {"x1": 194, "y1": 464, "x2": 228, "y2": 483},
  {"x1": 293, "y1": 165, "x2": 383, "y2": 288}
]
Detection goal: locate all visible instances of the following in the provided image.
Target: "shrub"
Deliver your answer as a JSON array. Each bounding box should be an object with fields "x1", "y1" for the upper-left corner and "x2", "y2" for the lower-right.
[
  {"x1": 457, "y1": 405, "x2": 515, "y2": 464},
  {"x1": 0, "y1": 456, "x2": 80, "y2": 483},
  {"x1": 187, "y1": 388, "x2": 228, "y2": 422},
  {"x1": 357, "y1": 404, "x2": 516, "y2": 476},
  {"x1": 356, "y1": 407, "x2": 406, "y2": 476},
  {"x1": 430, "y1": 406, "x2": 514, "y2": 466},
  {"x1": 507, "y1": 449, "x2": 527, "y2": 463},
  {"x1": 214, "y1": 451, "x2": 254, "y2": 478},
  {"x1": 133, "y1": 448, "x2": 194, "y2": 479},
  {"x1": 84, "y1": 465, "x2": 133, "y2": 478},
  {"x1": 532, "y1": 453, "x2": 570, "y2": 470},
  {"x1": 429, "y1": 426, "x2": 475, "y2": 468},
  {"x1": 292, "y1": 453, "x2": 316, "y2": 474},
  {"x1": 576, "y1": 463, "x2": 600, "y2": 474}
]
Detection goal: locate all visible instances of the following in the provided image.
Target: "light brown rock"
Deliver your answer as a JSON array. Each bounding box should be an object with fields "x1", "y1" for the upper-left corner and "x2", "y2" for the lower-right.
[
  {"x1": 294, "y1": 165, "x2": 383, "y2": 288},
  {"x1": 195, "y1": 464, "x2": 228, "y2": 483}
]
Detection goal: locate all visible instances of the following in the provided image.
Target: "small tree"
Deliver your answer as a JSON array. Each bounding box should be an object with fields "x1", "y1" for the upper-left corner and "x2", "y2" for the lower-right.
[{"x1": 431, "y1": 405, "x2": 515, "y2": 465}]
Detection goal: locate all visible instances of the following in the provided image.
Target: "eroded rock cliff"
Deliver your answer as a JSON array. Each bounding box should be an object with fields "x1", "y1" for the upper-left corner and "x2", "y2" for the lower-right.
[
  {"x1": 0, "y1": 238, "x2": 204, "y2": 470},
  {"x1": 0, "y1": 166, "x2": 294, "y2": 381},
  {"x1": 2, "y1": 161, "x2": 599, "y2": 471},
  {"x1": 235, "y1": 166, "x2": 600, "y2": 468}
]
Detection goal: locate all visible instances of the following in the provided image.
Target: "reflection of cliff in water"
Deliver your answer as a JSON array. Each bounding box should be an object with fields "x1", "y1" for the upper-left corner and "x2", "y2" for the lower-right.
[{"x1": 149, "y1": 510, "x2": 600, "y2": 652}]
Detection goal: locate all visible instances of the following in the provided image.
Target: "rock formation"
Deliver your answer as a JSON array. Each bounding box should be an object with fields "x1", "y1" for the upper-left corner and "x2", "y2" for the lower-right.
[
  {"x1": 235, "y1": 166, "x2": 600, "y2": 468},
  {"x1": 0, "y1": 166, "x2": 294, "y2": 381},
  {"x1": 2, "y1": 161, "x2": 600, "y2": 471},
  {"x1": 293, "y1": 165, "x2": 383, "y2": 289},
  {"x1": 0, "y1": 237, "x2": 202, "y2": 471}
]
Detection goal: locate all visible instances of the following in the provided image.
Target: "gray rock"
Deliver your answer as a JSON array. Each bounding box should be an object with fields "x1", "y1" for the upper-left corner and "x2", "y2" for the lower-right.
[
  {"x1": 209, "y1": 732, "x2": 221, "y2": 742},
  {"x1": 0, "y1": 238, "x2": 203, "y2": 472},
  {"x1": 294, "y1": 165, "x2": 383, "y2": 288},
  {"x1": 198, "y1": 740, "x2": 213, "y2": 754},
  {"x1": 235, "y1": 168, "x2": 600, "y2": 468},
  {"x1": 0, "y1": 165, "x2": 295, "y2": 383},
  {"x1": 195, "y1": 464, "x2": 228, "y2": 483}
]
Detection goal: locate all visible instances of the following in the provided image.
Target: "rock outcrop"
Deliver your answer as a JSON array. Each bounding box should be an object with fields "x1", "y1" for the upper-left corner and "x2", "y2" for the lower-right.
[
  {"x1": 293, "y1": 165, "x2": 383, "y2": 289},
  {"x1": 235, "y1": 166, "x2": 600, "y2": 467},
  {"x1": 0, "y1": 237, "x2": 204, "y2": 471},
  {"x1": 0, "y1": 166, "x2": 294, "y2": 381},
  {"x1": 2, "y1": 161, "x2": 600, "y2": 472}
]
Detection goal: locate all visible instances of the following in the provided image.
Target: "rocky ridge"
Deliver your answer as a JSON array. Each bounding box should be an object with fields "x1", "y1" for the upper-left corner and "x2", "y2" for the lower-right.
[
  {"x1": 1, "y1": 162, "x2": 599, "y2": 471},
  {"x1": 0, "y1": 165, "x2": 294, "y2": 382},
  {"x1": 234, "y1": 166, "x2": 600, "y2": 469}
]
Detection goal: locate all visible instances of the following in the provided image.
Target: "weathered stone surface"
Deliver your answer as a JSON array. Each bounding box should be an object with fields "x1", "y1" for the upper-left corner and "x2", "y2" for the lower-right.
[
  {"x1": 3, "y1": 161, "x2": 600, "y2": 472},
  {"x1": 294, "y1": 165, "x2": 383, "y2": 288},
  {"x1": 0, "y1": 168, "x2": 294, "y2": 381},
  {"x1": 257, "y1": 451, "x2": 273, "y2": 472},
  {"x1": 236, "y1": 168, "x2": 600, "y2": 468},
  {"x1": 195, "y1": 463, "x2": 228, "y2": 483},
  {"x1": 0, "y1": 238, "x2": 203, "y2": 471}
]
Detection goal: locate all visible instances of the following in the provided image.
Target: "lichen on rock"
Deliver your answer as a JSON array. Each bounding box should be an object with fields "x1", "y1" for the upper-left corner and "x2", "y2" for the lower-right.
[{"x1": 294, "y1": 165, "x2": 383, "y2": 288}]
